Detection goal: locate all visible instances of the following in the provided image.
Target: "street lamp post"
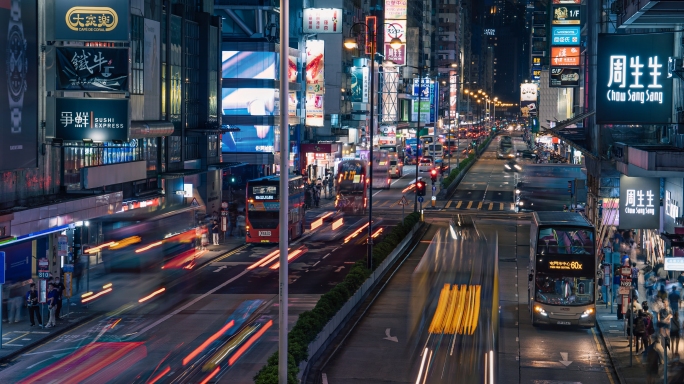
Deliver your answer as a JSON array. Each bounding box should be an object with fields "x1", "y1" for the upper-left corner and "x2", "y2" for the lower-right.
[{"x1": 345, "y1": 25, "x2": 401, "y2": 270}]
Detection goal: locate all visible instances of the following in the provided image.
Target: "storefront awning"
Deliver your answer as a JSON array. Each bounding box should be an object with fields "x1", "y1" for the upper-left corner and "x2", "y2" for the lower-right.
[{"x1": 541, "y1": 111, "x2": 597, "y2": 160}]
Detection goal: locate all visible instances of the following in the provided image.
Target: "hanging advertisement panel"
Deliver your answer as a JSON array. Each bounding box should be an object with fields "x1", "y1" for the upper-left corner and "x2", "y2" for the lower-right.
[
  {"x1": 449, "y1": 71, "x2": 457, "y2": 119},
  {"x1": 411, "y1": 78, "x2": 436, "y2": 123},
  {"x1": 221, "y1": 51, "x2": 277, "y2": 80},
  {"x1": 619, "y1": 175, "x2": 661, "y2": 230},
  {"x1": 305, "y1": 40, "x2": 325, "y2": 127},
  {"x1": 302, "y1": 8, "x2": 342, "y2": 33},
  {"x1": 552, "y1": 5, "x2": 580, "y2": 25},
  {"x1": 56, "y1": 47, "x2": 129, "y2": 91},
  {"x1": 350, "y1": 66, "x2": 369, "y2": 103},
  {"x1": 54, "y1": 0, "x2": 130, "y2": 41},
  {"x1": 55, "y1": 98, "x2": 129, "y2": 141},
  {"x1": 384, "y1": 0, "x2": 407, "y2": 20},
  {"x1": 550, "y1": 67, "x2": 580, "y2": 87},
  {"x1": 143, "y1": 19, "x2": 161, "y2": 120},
  {"x1": 551, "y1": 27, "x2": 580, "y2": 46},
  {"x1": 0, "y1": 0, "x2": 38, "y2": 171},
  {"x1": 520, "y1": 83, "x2": 538, "y2": 102},
  {"x1": 596, "y1": 33, "x2": 674, "y2": 124}
]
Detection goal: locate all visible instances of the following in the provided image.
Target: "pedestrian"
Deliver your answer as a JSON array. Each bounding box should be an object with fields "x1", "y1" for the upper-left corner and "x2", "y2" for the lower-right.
[
  {"x1": 634, "y1": 311, "x2": 647, "y2": 352},
  {"x1": 672, "y1": 312, "x2": 681, "y2": 357},
  {"x1": 322, "y1": 177, "x2": 329, "y2": 198},
  {"x1": 670, "y1": 286, "x2": 680, "y2": 315},
  {"x1": 7, "y1": 283, "x2": 23, "y2": 323},
  {"x1": 236, "y1": 210, "x2": 246, "y2": 237},
  {"x1": 45, "y1": 283, "x2": 58, "y2": 328},
  {"x1": 212, "y1": 220, "x2": 220, "y2": 245},
  {"x1": 631, "y1": 262, "x2": 639, "y2": 288},
  {"x1": 645, "y1": 339, "x2": 660, "y2": 384},
  {"x1": 54, "y1": 277, "x2": 65, "y2": 321},
  {"x1": 659, "y1": 299, "x2": 673, "y2": 335},
  {"x1": 25, "y1": 283, "x2": 42, "y2": 327},
  {"x1": 658, "y1": 285, "x2": 668, "y2": 302},
  {"x1": 314, "y1": 187, "x2": 320, "y2": 208},
  {"x1": 74, "y1": 257, "x2": 84, "y2": 294}
]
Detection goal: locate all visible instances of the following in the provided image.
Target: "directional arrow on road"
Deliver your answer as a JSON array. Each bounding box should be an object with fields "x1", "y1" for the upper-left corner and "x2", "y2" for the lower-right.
[
  {"x1": 213, "y1": 266, "x2": 228, "y2": 272},
  {"x1": 559, "y1": 352, "x2": 573, "y2": 367},
  {"x1": 334, "y1": 266, "x2": 345, "y2": 273},
  {"x1": 383, "y1": 328, "x2": 398, "y2": 342}
]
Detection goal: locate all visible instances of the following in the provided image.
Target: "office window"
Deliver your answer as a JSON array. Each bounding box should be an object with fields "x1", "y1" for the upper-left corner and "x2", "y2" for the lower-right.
[
  {"x1": 131, "y1": 15, "x2": 144, "y2": 95},
  {"x1": 185, "y1": 20, "x2": 200, "y2": 129}
]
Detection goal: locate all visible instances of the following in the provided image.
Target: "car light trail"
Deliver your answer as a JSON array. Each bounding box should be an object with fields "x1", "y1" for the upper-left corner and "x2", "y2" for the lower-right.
[
  {"x1": 139, "y1": 288, "x2": 166, "y2": 303},
  {"x1": 135, "y1": 241, "x2": 163, "y2": 253},
  {"x1": 203, "y1": 325, "x2": 258, "y2": 371},
  {"x1": 103, "y1": 283, "x2": 112, "y2": 289},
  {"x1": 427, "y1": 284, "x2": 481, "y2": 335},
  {"x1": 81, "y1": 288, "x2": 113, "y2": 303},
  {"x1": 331, "y1": 218, "x2": 343, "y2": 231},
  {"x1": 371, "y1": 228, "x2": 384, "y2": 238},
  {"x1": 182, "y1": 320, "x2": 235, "y2": 366},
  {"x1": 344, "y1": 222, "x2": 369, "y2": 243},
  {"x1": 228, "y1": 320, "x2": 273, "y2": 365},
  {"x1": 85, "y1": 241, "x2": 116, "y2": 254},
  {"x1": 199, "y1": 367, "x2": 220, "y2": 384},
  {"x1": 147, "y1": 366, "x2": 171, "y2": 384},
  {"x1": 81, "y1": 291, "x2": 94, "y2": 298},
  {"x1": 247, "y1": 249, "x2": 280, "y2": 270},
  {"x1": 311, "y1": 212, "x2": 334, "y2": 230},
  {"x1": 269, "y1": 248, "x2": 307, "y2": 270}
]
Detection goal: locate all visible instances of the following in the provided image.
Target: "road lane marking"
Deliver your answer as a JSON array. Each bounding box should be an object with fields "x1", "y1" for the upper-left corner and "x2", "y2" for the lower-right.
[
  {"x1": 323, "y1": 253, "x2": 331, "y2": 259},
  {"x1": 591, "y1": 327, "x2": 616, "y2": 384},
  {"x1": 445, "y1": 201, "x2": 453, "y2": 208},
  {"x1": 499, "y1": 203, "x2": 504, "y2": 210},
  {"x1": 456, "y1": 201, "x2": 462, "y2": 209},
  {"x1": 488, "y1": 202, "x2": 493, "y2": 210},
  {"x1": 467, "y1": 201, "x2": 473, "y2": 209},
  {"x1": 136, "y1": 269, "x2": 251, "y2": 337},
  {"x1": 372, "y1": 190, "x2": 383, "y2": 197},
  {"x1": 477, "y1": 202, "x2": 483, "y2": 210},
  {"x1": 313, "y1": 261, "x2": 320, "y2": 267}
]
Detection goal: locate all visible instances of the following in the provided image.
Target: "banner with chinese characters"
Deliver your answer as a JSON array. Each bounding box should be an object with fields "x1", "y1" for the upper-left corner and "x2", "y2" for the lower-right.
[
  {"x1": 350, "y1": 65, "x2": 369, "y2": 103},
  {"x1": 552, "y1": 5, "x2": 580, "y2": 25},
  {"x1": 56, "y1": 47, "x2": 128, "y2": 91},
  {"x1": 411, "y1": 78, "x2": 437, "y2": 123},
  {"x1": 551, "y1": 27, "x2": 580, "y2": 46},
  {"x1": 0, "y1": 0, "x2": 38, "y2": 172},
  {"x1": 597, "y1": 33, "x2": 674, "y2": 124},
  {"x1": 302, "y1": 8, "x2": 341, "y2": 34},
  {"x1": 384, "y1": 0, "x2": 406, "y2": 66},
  {"x1": 550, "y1": 67, "x2": 580, "y2": 87},
  {"x1": 56, "y1": 98, "x2": 129, "y2": 141},
  {"x1": 619, "y1": 175, "x2": 661, "y2": 230},
  {"x1": 305, "y1": 40, "x2": 325, "y2": 127},
  {"x1": 551, "y1": 46, "x2": 580, "y2": 66},
  {"x1": 54, "y1": 0, "x2": 130, "y2": 41},
  {"x1": 449, "y1": 71, "x2": 457, "y2": 119}
]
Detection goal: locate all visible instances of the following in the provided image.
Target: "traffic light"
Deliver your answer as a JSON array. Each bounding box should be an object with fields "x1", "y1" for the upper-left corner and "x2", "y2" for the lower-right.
[
  {"x1": 430, "y1": 169, "x2": 438, "y2": 183},
  {"x1": 416, "y1": 181, "x2": 426, "y2": 196}
]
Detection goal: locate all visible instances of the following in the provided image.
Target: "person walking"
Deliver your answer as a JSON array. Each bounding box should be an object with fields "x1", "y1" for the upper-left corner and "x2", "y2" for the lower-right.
[
  {"x1": 25, "y1": 283, "x2": 42, "y2": 327},
  {"x1": 322, "y1": 177, "x2": 329, "y2": 199},
  {"x1": 634, "y1": 311, "x2": 647, "y2": 352},
  {"x1": 645, "y1": 338, "x2": 660, "y2": 384},
  {"x1": 670, "y1": 286, "x2": 680, "y2": 316},
  {"x1": 212, "y1": 220, "x2": 220, "y2": 245},
  {"x1": 631, "y1": 262, "x2": 639, "y2": 288},
  {"x1": 236, "y1": 211, "x2": 246, "y2": 237},
  {"x1": 7, "y1": 283, "x2": 23, "y2": 323},
  {"x1": 45, "y1": 283, "x2": 58, "y2": 328},
  {"x1": 659, "y1": 299, "x2": 673, "y2": 336},
  {"x1": 672, "y1": 312, "x2": 681, "y2": 357},
  {"x1": 54, "y1": 277, "x2": 65, "y2": 321}
]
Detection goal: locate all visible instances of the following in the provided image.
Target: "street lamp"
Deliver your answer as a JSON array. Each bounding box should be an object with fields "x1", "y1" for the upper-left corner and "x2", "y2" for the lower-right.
[{"x1": 345, "y1": 23, "x2": 380, "y2": 270}]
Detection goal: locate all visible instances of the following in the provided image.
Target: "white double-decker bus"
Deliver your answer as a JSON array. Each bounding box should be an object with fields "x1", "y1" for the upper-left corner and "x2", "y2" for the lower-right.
[{"x1": 528, "y1": 211, "x2": 596, "y2": 328}]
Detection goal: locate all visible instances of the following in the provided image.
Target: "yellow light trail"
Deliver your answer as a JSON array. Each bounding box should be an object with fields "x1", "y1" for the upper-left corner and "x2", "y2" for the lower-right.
[{"x1": 427, "y1": 284, "x2": 481, "y2": 335}]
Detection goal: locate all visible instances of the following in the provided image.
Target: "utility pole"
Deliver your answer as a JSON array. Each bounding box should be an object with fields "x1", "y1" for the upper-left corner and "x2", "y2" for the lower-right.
[{"x1": 278, "y1": 0, "x2": 289, "y2": 381}]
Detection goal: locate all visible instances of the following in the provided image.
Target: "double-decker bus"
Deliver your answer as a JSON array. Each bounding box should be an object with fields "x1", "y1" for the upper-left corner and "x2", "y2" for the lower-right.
[
  {"x1": 245, "y1": 175, "x2": 305, "y2": 243},
  {"x1": 335, "y1": 159, "x2": 368, "y2": 214},
  {"x1": 528, "y1": 211, "x2": 596, "y2": 327}
]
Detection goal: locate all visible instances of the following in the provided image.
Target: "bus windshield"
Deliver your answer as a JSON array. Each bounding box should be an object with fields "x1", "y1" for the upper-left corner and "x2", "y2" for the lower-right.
[{"x1": 534, "y1": 273, "x2": 594, "y2": 306}]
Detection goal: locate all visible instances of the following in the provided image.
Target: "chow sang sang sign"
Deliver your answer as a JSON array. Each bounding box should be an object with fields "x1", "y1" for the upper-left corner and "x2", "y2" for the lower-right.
[
  {"x1": 619, "y1": 175, "x2": 661, "y2": 230},
  {"x1": 597, "y1": 33, "x2": 674, "y2": 124}
]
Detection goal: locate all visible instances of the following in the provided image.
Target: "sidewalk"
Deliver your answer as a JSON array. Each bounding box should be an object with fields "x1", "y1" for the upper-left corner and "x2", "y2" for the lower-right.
[
  {"x1": 596, "y1": 257, "x2": 680, "y2": 383},
  {"x1": 0, "y1": 236, "x2": 246, "y2": 363}
]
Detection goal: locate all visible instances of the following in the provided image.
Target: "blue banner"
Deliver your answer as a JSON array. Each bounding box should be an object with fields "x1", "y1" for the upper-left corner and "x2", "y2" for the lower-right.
[{"x1": 551, "y1": 27, "x2": 580, "y2": 46}]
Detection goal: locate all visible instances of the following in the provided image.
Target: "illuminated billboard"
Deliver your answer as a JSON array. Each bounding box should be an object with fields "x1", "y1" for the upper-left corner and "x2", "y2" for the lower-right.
[
  {"x1": 384, "y1": 0, "x2": 406, "y2": 66},
  {"x1": 305, "y1": 40, "x2": 325, "y2": 127},
  {"x1": 222, "y1": 51, "x2": 276, "y2": 80},
  {"x1": 302, "y1": 8, "x2": 342, "y2": 33},
  {"x1": 551, "y1": 46, "x2": 581, "y2": 66}
]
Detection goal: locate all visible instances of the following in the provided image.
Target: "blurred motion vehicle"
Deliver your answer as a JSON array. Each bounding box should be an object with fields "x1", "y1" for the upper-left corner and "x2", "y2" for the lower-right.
[
  {"x1": 497, "y1": 135, "x2": 515, "y2": 159},
  {"x1": 101, "y1": 211, "x2": 196, "y2": 273},
  {"x1": 246, "y1": 175, "x2": 305, "y2": 243},
  {"x1": 504, "y1": 160, "x2": 522, "y2": 172},
  {"x1": 528, "y1": 211, "x2": 596, "y2": 327},
  {"x1": 444, "y1": 139, "x2": 458, "y2": 157},
  {"x1": 423, "y1": 142, "x2": 444, "y2": 160},
  {"x1": 372, "y1": 150, "x2": 391, "y2": 190},
  {"x1": 517, "y1": 149, "x2": 537, "y2": 159},
  {"x1": 335, "y1": 159, "x2": 368, "y2": 214},
  {"x1": 418, "y1": 156, "x2": 434, "y2": 172},
  {"x1": 389, "y1": 158, "x2": 403, "y2": 178},
  {"x1": 379, "y1": 144, "x2": 404, "y2": 160}
]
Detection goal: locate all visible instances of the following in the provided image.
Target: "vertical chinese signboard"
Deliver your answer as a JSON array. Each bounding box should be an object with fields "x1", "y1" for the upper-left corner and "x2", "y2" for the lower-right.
[
  {"x1": 618, "y1": 175, "x2": 661, "y2": 230},
  {"x1": 305, "y1": 40, "x2": 325, "y2": 127},
  {"x1": 520, "y1": 83, "x2": 538, "y2": 117},
  {"x1": 384, "y1": 0, "x2": 407, "y2": 66},
  {"x1": 302, "y1": 8, "x2": 342, "y2": 34}
]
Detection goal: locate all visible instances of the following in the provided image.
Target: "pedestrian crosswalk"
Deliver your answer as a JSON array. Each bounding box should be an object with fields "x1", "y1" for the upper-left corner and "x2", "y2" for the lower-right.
[{"x1": 443, "y1": 200, "x2": 512, "y2": 211}]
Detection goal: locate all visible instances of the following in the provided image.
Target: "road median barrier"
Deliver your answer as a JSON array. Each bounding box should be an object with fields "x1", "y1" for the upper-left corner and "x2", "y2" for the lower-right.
[{"x1": 253, "y1": 212, "x2": 423, "y2": 384}]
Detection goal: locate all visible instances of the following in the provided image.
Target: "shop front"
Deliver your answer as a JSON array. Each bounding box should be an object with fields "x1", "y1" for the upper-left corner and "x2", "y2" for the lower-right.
[{"x1": 301, "y1": 143, "x2": 341, "y2": 181}]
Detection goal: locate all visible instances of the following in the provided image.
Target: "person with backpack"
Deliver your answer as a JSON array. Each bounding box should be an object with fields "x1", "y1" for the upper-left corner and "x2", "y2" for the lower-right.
[
  {"x1": 643, "y1": 302, "x2": 655, "y2": 344},
  {"x1": 634, "y1": 311, "x2": 647, "y2": 352},
  {"x1": 322, "y1": 177, "x2": 329, "y2": 198}
]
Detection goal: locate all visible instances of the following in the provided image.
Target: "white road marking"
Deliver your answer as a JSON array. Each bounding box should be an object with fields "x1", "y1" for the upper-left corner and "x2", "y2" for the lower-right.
[
  {"x1": 323, "y1": 253, "x2": 331, "y2": 259},
  {"x1": 322, "y1": 373, "x2": 329, "y2": 384},
  {"x1": 136, "y1": 269, "x2": 250, "y2": 337},
  {"x1": 313, "y1": 261, "x2": 320, "y2": 267}
]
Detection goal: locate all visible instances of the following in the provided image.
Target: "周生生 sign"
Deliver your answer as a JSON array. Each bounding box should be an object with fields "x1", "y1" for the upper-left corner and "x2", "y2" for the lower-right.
[
  {"x1": 55, "y1": 98, "x2": 129, "y2": 142},
  {"x1": 619, "y1": 175, "x2": 661, "y2": 230},
  {"x1": 55, "y1": 0, "x2": 130, "y2": 41},
  {"x1": 597, "y1": 33, "x2": 674, "y2": 124}
]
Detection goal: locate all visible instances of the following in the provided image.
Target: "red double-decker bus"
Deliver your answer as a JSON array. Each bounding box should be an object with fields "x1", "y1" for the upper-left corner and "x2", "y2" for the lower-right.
[
  {"x1": 335, "y1": 159, "x2": 368, "y2": 214},
  {"x1": 245, "y1": 175, "x2": 305, "y2": 243}
]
